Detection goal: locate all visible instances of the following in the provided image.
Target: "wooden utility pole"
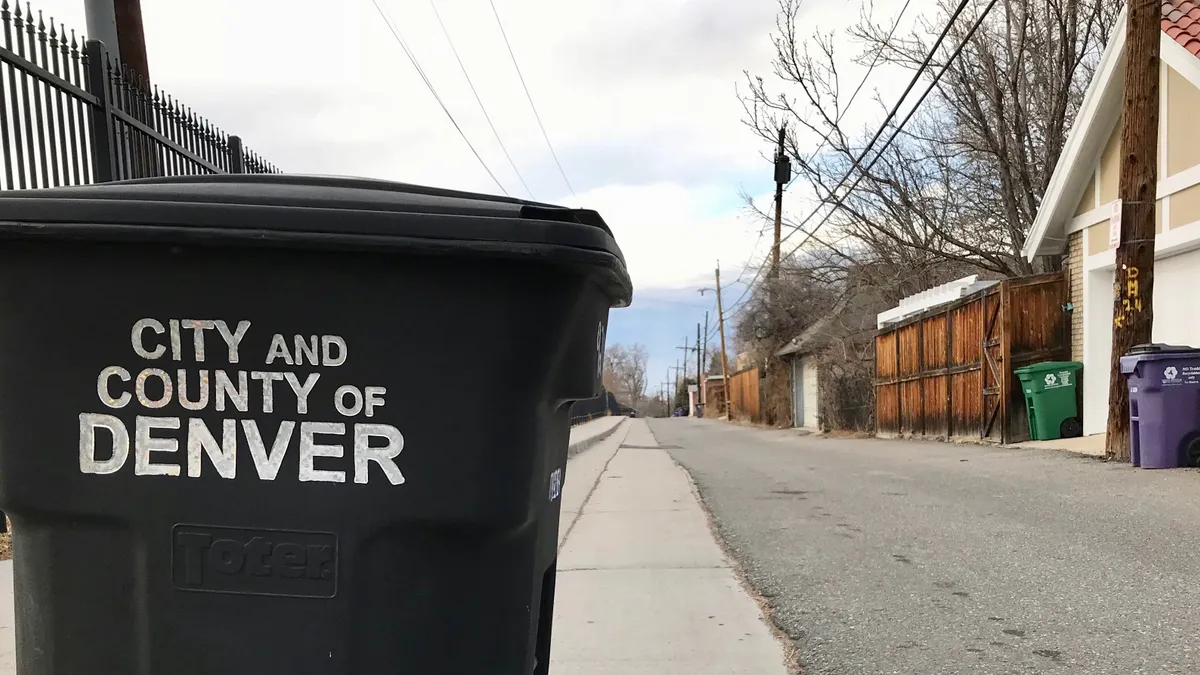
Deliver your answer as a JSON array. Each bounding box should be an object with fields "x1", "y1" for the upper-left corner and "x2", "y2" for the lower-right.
[
  {"x1": 715, "y1": 264, "x2": 730, "y2": 416},
  {"x1": 670, "y1": 363, "x2": 685, "y2": 384},
  {"x1": 702, "y1": 311, "x2": 710, "y2": 406},
  {"x1": 87, "y1": 0, "x2": 158, "y2": 179},
  {"x1": 114, "y1": 0, "x2": 150, "y2": 79},
  {"x1": 771, "y1": 124, "x2": 791, "y2": 278},
  {"x1": 676, "y1": 336, "x2": 700, "y2": 416},
  {"x1": 696, "y1": 323, "x2": 702, "y2": 397},
  {"x1": 670, "y1": 362, "x2": 686, "y2": 410},
  {"x1": 85, "y1": 0, "x2": 150, "y2": 78},
  {"x1": 84, "y1": 0, "x2": 120, "y2": 61},
  {"x1": 676, "y1": 337, "x2": 691, "y2": 371},
  {"x1": 664, "y1": 373, "x2": 671, "y2": 414},
  {"x1": 1105, "y1": 0, "x2": 1161, "y2": 461}
]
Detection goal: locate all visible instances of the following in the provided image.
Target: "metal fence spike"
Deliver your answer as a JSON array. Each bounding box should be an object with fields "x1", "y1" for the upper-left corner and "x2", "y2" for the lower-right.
[{"x1": 0, "y1": 13, "x2": 279, "y2": 185}]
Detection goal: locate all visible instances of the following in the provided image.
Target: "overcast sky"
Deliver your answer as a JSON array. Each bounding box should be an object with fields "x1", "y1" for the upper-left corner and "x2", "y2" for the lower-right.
[{"x1": 39, "y1": 0, "x2": 913, "y2": 396}]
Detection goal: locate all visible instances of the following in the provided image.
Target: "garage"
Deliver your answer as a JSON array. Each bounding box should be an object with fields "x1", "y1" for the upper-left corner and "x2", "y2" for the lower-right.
[
  {"x1": 791, "y1": 356, "x2": 820, "y2": 429},
  {"x1": 1082, "y1": 244, "x2": 1200, "y2": 435}
]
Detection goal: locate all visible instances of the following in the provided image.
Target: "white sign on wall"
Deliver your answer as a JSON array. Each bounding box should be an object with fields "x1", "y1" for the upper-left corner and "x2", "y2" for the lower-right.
[{"x1": 1108, "y1": 199, "x2": 1122, "y2": 250}]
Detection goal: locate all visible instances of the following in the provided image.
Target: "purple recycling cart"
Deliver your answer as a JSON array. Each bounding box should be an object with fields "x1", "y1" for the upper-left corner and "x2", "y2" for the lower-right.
[{"x1": 1119, "y1": 344, "x2": 1200, "y2": 469}]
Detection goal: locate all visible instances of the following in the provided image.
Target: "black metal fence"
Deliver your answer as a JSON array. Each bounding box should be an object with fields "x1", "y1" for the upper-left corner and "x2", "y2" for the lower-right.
[
  {"x1": 0, "y1": 0, "x2": 276, "y2": 191},
  {"x1": 569, "y1": 389, "x2": 637, "y2": 425}
]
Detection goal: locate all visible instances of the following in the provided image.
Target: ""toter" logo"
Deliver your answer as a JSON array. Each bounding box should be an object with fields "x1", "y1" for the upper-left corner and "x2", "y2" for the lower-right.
[{"x1": 172, "y1": 525, "x2": 337, "y2": 598}]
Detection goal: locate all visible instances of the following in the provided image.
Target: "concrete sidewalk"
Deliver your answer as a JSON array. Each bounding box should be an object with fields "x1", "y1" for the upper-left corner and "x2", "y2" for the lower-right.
[
  {"x1": 1006, "y1": 432, "x2": 1106, "y2": 457},
  {"x1": 551, "y1": 419, "x2": 790, "y2": 674},
  {"x1": 0, "y1": 562, "x2": 9, "y2": 675},
  {"x1": 568, "y1": 415, "x2": 628, "y2": 458}
]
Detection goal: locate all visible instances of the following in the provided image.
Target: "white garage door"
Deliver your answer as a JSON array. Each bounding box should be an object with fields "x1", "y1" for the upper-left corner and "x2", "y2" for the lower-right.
[
  {"x1": 1083, "y1": 247, "x2": 1200, "y2": 435},
  {"x1": 801, "y1": 356, "x2": 820, "y2": 428},
  {"x1": 1151, "y1": 251, "x2": 1200, "y2": 346}
]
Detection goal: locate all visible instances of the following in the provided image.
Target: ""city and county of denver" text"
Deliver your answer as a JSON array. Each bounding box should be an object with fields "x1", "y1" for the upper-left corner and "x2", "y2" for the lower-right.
[{"x1": 79, "y1": 318, "x2": 405, "y2": 485}]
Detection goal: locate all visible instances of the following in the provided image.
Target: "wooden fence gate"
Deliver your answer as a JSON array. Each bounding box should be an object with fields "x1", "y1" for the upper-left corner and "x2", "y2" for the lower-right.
[
  {"x1": 875, "y1": 273, "x2": 1068, "y2": 443},
  {"x1": 728, "y1": 366, "x2": 762, "y2": 422}
]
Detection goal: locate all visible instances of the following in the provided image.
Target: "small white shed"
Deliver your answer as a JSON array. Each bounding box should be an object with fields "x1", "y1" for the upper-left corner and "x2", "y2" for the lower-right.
[{"x1": 778, "y1": 314, "x2": 836, "y2": 430}]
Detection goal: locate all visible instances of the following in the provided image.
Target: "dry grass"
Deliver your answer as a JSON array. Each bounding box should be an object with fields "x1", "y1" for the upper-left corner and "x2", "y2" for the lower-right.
[{"x1": 821, "y1": 429, "x2": 876, "y2": 439}]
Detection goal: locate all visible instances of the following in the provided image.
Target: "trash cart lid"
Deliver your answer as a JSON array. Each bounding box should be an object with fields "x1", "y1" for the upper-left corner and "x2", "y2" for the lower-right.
[
  {"x1": 1120, "y1": 343, "x2": 1200, "y2": 373},
  {"x1": 1014, "y1": 360, "x2": 1082, "y2": 377},
  {"x1": 1126, "y1": 343, "x2": 1198, "y2": 355},
  {"x1": 0, "y1": 174, "x2": 633, "y2": 306}
]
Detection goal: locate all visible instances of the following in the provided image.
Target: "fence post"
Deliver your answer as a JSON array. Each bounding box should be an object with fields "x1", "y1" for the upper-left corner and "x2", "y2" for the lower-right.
[
  {"x1": 228, "y1": 135, "x2": 246, "y2": 173},
  {"x1": 83, "y1": 41, "x2": 117, "y2": 183}
]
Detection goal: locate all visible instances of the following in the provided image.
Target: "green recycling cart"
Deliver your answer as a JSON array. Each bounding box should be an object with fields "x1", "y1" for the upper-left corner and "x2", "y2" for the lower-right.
[{"x1": 1014, "y1": 361, "x2": 1084, "y2": 440}]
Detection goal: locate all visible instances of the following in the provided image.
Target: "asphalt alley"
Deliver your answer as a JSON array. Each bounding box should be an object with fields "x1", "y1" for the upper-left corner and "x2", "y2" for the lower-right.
[{"x1": 650, "y1": 417, "x2": 1200, "y2": 675}]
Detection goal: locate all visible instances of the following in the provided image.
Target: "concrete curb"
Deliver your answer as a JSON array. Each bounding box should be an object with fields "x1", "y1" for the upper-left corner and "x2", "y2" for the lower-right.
[{"x1": 567, "y1": 417, "x2": 628, "y2": 459}]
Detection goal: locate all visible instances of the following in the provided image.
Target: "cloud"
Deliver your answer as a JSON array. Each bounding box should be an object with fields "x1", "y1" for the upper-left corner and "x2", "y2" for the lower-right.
[
  {"x1": 29, "y1": 0, "x2": 787, "y2": 293},
  {"x1": 574, "y1": 182, "x2": 769, "y2": 291},
  {"x1": 564, "y1": 0, "x2": 778, "y2": 81}
]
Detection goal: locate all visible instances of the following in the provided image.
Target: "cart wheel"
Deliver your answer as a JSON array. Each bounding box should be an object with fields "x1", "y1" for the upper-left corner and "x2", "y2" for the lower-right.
[
  {"x1": 1059, "y1": 417, "x2": 1082, "y2": 439},
  {"x1": 1182, "y1": 434, "x2": 1200, "y2": 468}
]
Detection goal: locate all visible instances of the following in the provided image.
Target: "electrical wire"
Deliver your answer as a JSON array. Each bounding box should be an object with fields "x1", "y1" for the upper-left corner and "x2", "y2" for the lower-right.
[
  {"x1": 428, "y1": 0, "x2": 536, "y2": 199},
  {"x1": 729, "y1": 0, "x2": 983, "y2": 318},
  {"x1": 720, "y1": 275, "x2": 757, "y2": 325},
  {"x1": 780, "y1": 0, "x2": 1000, "y2": 261},
  {"x1": 785, "y1": 0, "x2": 916, "y2": 191},
  {"x1": 487, "y1": 0, "x2": 576, "y2": 197},
  {"x1": 779, "y1": 0, "x2": 972, "y2": 234},
  {"x1": 370, "y1": 0, "x2": 509, "y2": 195}
]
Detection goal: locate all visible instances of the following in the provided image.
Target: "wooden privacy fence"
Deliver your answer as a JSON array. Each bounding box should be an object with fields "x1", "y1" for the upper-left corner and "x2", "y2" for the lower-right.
[
  {"x1": 728, "y1": 366, "x2": 762, "y2": 422},
  {"x1": 875, "y1": 273, "x2": 1068, "y2": 443}
]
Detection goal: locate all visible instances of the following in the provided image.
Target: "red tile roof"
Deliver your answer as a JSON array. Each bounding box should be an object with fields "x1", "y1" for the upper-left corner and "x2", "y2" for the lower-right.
[{"x1": 1163, "y1": 0, "x2": 1200, "y2": 57}]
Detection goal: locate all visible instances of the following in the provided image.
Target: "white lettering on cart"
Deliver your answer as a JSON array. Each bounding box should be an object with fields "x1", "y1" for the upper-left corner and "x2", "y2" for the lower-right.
[{"x1": 78, "y1": 319, "x2": 404, "y2": 485}]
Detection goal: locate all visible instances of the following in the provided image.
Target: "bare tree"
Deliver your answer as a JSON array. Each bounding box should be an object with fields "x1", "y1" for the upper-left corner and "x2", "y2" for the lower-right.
[
  {"x1": 741, "y1": 0, "x2": 1120, "y2": 277},
  {"x1": 601, "y1": 365, "x2": 619, "y2": 395},
  {"x1": 735, "y1": 270, "x2": 839, "y2": 364},
  {"x1": 604, "y1": 343, "x2": 649, "y2": 408},
  {"x1": 706, "y1": 350, "x2": 734, "y2": 377}
]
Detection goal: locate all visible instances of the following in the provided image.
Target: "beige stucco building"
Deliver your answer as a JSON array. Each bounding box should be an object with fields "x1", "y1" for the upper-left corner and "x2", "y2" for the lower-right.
[{"x1": 1023, "y1": 2, "x2": 1200, "y2": 436}]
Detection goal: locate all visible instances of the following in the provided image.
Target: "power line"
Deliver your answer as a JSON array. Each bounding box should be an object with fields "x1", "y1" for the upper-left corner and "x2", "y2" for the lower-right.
[
  {"x1": 428, "y1": 0, "x2": 535, "y2": 199},
  {"x1": 780, "y1": 0, "x2": 972, "y2": 235},
  {"x1": 729, "y1": 0, "x2": 980, "y2": 316},
  {"x1": 785, "y1": 0, "x2": 915, "y2": 191},
  {"x1": 720, "y1": 274, "x2": 758, "y2": 324},
  {"x1": 370, "y1": 0, "x2": 509, "y2": 195},
  {"x1": 704, "y1": 231, "x2": 767, "y2": 317},
  {"x1": 779, "y1": 0, "x2": 999, "y2": 261},
  {"x1": 487, "y1": 0, "x2": 576, "y2": 197}
]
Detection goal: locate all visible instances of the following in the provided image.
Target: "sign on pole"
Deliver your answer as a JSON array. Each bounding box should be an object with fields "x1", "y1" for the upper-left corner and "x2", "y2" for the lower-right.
[{"x1": 1109, "y1": 199, "x2": 1123, "y2": 250}]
